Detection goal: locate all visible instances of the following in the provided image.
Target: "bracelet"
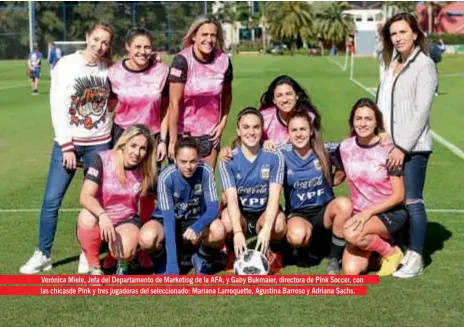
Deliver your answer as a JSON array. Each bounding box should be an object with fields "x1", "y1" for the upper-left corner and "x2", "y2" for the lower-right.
[
  {"x1": 96, "y1": 211, "x2": 106, "y2": 218},
  {"x1": 233, "y1": 230, "x2": 243, "y2": 235},
  {"x1": 159, "y1": 138, "x2": 167, "y2": 144}
]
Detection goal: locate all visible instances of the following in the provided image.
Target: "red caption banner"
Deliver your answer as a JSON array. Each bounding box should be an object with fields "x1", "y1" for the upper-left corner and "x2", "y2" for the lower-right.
[
  {"x1": 0, "y1": 275, "x2": 379, "y2": 285},
  {"x1": 0, "y1": 286, "x2": 367, "y2": 296}
]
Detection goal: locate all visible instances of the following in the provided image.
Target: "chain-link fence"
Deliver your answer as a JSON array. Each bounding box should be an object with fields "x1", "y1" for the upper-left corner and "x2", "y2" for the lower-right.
[{"x1": 0, "y1": 1, "x2": 211, "y2": 59}]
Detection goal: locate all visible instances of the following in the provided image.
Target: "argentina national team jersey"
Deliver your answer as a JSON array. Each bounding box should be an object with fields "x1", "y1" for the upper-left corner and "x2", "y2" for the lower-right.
[
  {"x1": 219, "y1": 145, "x2": 284, "y2": 212},
  {"x1": 155, "y1": 163, "x2": 217, "y2": 220},
  {"x1": 280, "y1": 144, "x2": 334, "y2": 212}
]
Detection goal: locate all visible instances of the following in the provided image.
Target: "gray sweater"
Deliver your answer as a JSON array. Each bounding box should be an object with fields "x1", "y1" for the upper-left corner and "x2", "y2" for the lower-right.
[{"x1": 376, "y1": 47, "x2": 438, "y2": 153}]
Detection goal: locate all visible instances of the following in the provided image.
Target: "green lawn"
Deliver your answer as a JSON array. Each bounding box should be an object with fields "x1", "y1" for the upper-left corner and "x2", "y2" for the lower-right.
[{"x1": 0, "y1": 54, "x2": 463, "y2": 327}]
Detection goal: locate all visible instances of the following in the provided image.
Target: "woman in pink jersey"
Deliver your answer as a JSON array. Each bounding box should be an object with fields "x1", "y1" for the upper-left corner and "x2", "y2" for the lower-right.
[
  {"x1": 335, "y1": 98, "x2": 408, "y2": 276},
  {"x1": 77, "y1": 125, "x2": 157, "y2": 275},
  {"x1": 107, "y1": 27, "x2": 170, "y2": 267},
  {"x1": 167, "y1": 15, "x2": 233, "y2": 169},
  {"x1": 20, "y1": 22, "x2": 115, "y2": 275},
  {"x1": 219, "y1": 75, "x2": 338, "y2": 161}
]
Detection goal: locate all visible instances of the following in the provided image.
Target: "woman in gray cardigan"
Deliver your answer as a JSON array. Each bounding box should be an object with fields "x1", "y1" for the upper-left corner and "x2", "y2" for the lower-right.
[{"x1": 376, "y1": 13, "x2": 437, "y2": 278}]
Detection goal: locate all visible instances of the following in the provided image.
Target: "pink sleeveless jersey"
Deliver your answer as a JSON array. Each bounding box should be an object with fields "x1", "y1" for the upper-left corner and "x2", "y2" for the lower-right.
[
  {"x1": 178, "y1": 46, "x2": 229, "y2": 137},
  {"x1": 108, "y1": 60, "x2": 169, "y2": 134},
  {"x1": 339, "y1": 137, "x2": 395, "y2": 213},
  {"x1": 96, "y1": 150, "x2": 143, "y2": 225},
  {"x1": 261, "y1": 107, "x2": 291, "y2": 145}
]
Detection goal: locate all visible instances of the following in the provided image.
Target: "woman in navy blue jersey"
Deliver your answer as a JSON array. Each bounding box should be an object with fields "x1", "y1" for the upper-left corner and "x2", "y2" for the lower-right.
[
  {"x1": 280, "y1": 109, "x2": 352, "y2": 274},
  {"x1": 141, "y1": 136, "x2": 226, "y2": 275},
  {"x1": 219, "y1": 107, "x2": 286, "y2": 272}
]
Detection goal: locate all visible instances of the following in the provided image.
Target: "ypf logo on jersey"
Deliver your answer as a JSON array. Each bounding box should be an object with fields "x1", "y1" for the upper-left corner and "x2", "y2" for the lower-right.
[
  {"x1": 194, "y1": 184, "x2": 202, "y2": 195},
  {"x1": 261, "y1": 166, "x2": 270, "y2": 180}
]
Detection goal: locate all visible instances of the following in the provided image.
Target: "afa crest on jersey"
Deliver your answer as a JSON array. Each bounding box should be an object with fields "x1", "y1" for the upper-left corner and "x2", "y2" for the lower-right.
[
  {"x1": 194, "y1": 184, "x2": 202, "y2": 194},
  {"x1": 314, "y1": 159, "x2": 321, "y2": 171},
  {"x1": 261, "y1": 166, "x2": 270, "y2": 180}
]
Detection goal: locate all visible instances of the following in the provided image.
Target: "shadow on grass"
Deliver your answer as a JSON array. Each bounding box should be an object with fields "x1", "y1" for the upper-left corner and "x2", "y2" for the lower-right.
[{"x1": 423, "y1": 221, "x2": 452, "y2": 267}]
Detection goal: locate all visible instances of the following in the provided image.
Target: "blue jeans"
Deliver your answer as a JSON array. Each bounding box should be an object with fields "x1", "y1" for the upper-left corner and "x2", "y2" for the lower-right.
[
  {"x1": 403, "y1": 153, "x2": 430, "y2": 255},
  {"x1": 38, "y1": 142, "x2": 109, "y2": 257}
]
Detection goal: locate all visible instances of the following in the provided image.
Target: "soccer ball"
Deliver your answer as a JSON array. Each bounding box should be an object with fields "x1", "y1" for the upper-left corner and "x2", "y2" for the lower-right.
[{"x1": 233, "y1": 250, "x2": 269, "y2": 275}]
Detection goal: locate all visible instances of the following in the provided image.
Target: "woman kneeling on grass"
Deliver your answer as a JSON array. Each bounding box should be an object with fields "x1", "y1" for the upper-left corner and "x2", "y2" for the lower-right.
[
  {"x1": 336, "y1": 98, "x2": 408, "y2": 276},
  {"x1": 280, "y1": 109, "x2": 352, "y2": 274},
  {"x1": 77, "y1": 124, "x2": 157, "y2": 275},
  {"x1": 219, "y1": 107, "x2": 286, "y2": 272},
  {"x1": 147, "y1": 136, "x2": 226, "y2": 275}
]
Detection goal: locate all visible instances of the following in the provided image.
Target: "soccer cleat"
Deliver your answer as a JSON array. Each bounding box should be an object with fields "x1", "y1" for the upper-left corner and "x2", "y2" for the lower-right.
[
  {"x1": 326, "y1": 258, "x2": 341, "y2": 275},
  {"x1": 377, "y1": 247, "x2": 404, "y2": 276},
  {"x1": 392, "y1": 251, "x2": 424, "y2": 278},
  {"x1": 78, "y1": 252, "x2": 89, "y2": 274},
  {"x1": 191, "y1": 251, "x2": 227, "y2": 275},
  {"x1": 19, "y1": 250, "x2": 52, "y2": 274}
]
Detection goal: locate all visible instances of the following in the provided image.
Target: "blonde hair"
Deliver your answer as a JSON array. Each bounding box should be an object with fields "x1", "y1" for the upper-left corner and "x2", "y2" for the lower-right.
[
  {"x1": 182, "y1": 15, "x2": 224, "y2": 51},
  {"x1": 87, "y1": 21, "x2": 115, "y2": 65},
  {"x1": 113, "y1": 124, "x2": 157, "y2": 196}
]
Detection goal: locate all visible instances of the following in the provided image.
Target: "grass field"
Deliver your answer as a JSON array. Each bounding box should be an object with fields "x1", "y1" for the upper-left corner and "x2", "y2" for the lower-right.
[{"x1": 0, "y1": 54, "x2": 463, "y2": 327}]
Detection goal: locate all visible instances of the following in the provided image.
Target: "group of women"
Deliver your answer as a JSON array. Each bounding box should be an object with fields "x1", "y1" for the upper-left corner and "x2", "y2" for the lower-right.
[{"x1": 20, "y1": 12, "x2": 436, "y2": 279}]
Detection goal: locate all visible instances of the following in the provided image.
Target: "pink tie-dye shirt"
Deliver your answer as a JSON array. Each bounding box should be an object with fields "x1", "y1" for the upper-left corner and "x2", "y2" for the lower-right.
[
  {"x1": 261, "y1": 107, "x2": 291, "y2": 145},
  {"x1": 339, "y1": 136, "x2": 401, "y2": 213},
  {"x1": 90, "y1": 150, "x2": 143, "y2": 225},
  {"x1": 108, "y1": 60, "x2": 169, "y2": 134},
  {"x1": 168, "y1": 46, "x2": 232, "y2": 137}
]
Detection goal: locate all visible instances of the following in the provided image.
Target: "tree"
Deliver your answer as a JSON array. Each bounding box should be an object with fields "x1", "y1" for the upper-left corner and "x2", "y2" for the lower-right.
[
  {"x1": 315, "y1": 2, "x2": 354, "y2": 48},
  {"x1": 267, "y1": 1, "x2": 313, "y2": 50}
]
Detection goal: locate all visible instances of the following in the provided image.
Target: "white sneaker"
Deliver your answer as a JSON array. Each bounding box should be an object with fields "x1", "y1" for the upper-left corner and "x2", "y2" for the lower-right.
[
  {"x1": 400, "y1": 249, "x2": 412, "y2": 266},
  {"x1": 19, "y1": 250, "x2": 52, "y2": 274},
  {"x1": 393, "y1": 251, "x2": 424, "y2": 278},
  {"x1": 78, "y1": 252, "x2": 89, "y2": 274}
]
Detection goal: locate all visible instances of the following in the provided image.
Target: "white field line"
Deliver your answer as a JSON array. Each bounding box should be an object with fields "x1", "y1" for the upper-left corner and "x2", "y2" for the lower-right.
[
  {"x1": 0, "y1": 208, "x2": 463, "y2": 214},
  {"x1": 0, "y1": 80, "x2": 50, "y2": 91}
]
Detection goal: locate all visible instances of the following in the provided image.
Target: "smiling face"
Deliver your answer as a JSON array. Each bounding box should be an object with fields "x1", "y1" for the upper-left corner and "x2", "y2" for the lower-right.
[
  {"x1": 126, "y1": 35, "x2": 152, "y2": 68},
  {"x1": 288, "y1": 116, "x2": 311, "y2": 150},
  {"x1": 176, "y1": 147, "x2": 199, "y2": 178},
  {"x1": 353, "y1": 106, "x2": 377, "y2": 139},
  {"x1": 389, "y1": 20, "x2": 417, "y2": 55},
  {"x1": 237, "y1": 114, "x2": 263, "y2": 149},
  {"x1": 192, "y1": 23, "x2": 218, "y2": 57},
  {"x1": 85, "y1": 27, "x2": 112, "y2": 61},
  {"x1": 123, "y1": 135, "x2": 148, "y2": 168},
  {"x1": 273, "y1": 83, "x2": 298, "y2": 113}
]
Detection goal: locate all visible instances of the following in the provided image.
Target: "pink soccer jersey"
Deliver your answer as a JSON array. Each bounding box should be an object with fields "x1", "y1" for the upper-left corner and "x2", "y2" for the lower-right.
[
  {"x1": 339, "y1": 137, "x2": 397, "y2": 213},
  {"x1": 261, "y1": 106, "x2": 291, "y2": 145},
  {"x1": 95, "y1": 150, "x2": 143, "y2": 225},
  {"x1": 171, "y1": 46, "x2": 230, "y2": 137},
  {"x1": 108, "y1": 60, "x2": 169, "y2": 134}
]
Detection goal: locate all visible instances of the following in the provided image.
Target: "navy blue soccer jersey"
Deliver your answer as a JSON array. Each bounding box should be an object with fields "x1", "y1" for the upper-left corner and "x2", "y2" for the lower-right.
[
  {"x1": 219, "y1": 145, "x2": 284, "y2": 213},
  {"x1": 155, "y1": 163, "x2": 218, "y2": 221},
  {"x1": 280, "y1": 144, "x2": 334, "y2": 212}
]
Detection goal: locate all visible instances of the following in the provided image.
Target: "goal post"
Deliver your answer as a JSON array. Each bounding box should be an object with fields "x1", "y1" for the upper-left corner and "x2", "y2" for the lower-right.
[{"x1": 52, "y1": 41, "x2": 86, "y2": 58}]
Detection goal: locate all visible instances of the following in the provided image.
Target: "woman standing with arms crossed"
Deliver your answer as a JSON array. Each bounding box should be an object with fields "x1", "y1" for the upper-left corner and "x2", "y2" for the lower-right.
[
  {"x1": 167, "y1": 15, "x2": 233, "y2": 169},
  {"x1": 377, "y1": 13, "x2": 437, "y2": 278},
  {"x1": 20, "y1": 22, "x2": 115, "y2": 274}
]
